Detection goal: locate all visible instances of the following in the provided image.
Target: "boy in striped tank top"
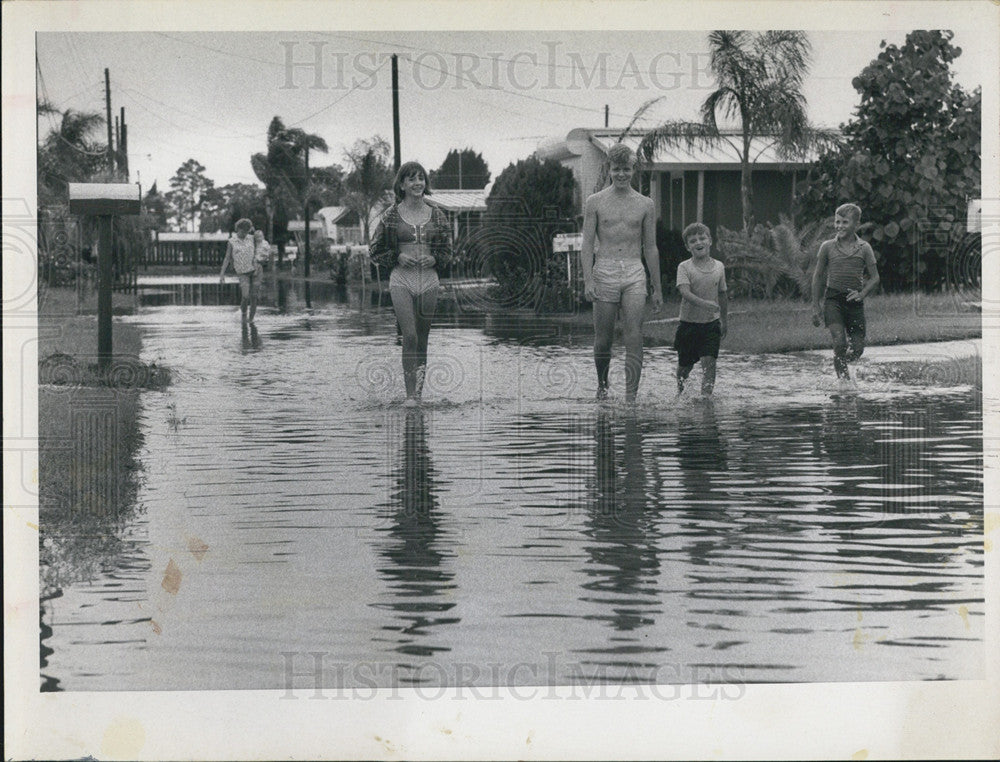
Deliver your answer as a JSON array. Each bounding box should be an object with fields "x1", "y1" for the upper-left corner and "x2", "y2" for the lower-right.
[{"x1": 811, "y1": 204, "x2": 881, "y2": 381}]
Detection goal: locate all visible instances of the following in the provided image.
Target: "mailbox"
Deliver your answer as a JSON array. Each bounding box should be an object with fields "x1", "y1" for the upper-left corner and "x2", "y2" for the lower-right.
[
  {"x1": 66, "y1": 183, "x2": 142, "y2": 369},
  {"x1": 68, "y1": 183, "x2": 141, "y2": 216}
]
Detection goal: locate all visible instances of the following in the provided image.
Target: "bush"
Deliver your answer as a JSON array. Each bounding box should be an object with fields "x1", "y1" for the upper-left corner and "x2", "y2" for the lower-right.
[
  {"x1": 715, "y1": 216, "x2": 831, "y2": 300},
  {"x1": 656, "y1": 222, "x2": 687, "y2": 296},
  {"x1": 480, "y1": 156, "x2": 576, "y2": 312}
]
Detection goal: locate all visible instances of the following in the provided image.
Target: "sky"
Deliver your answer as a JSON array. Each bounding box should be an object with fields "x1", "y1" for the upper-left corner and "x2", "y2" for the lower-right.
[{"x1": 35, "y1": 29, "x2": 986, "y2": 193}]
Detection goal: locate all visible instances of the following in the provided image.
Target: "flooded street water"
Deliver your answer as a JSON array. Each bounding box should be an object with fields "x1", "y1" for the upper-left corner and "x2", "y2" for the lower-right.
[{"x1": 40, "y1": 280, "x2": 984, "y2": 691}]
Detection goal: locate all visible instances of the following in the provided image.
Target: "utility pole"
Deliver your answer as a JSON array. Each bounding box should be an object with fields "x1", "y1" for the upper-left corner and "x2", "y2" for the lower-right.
[
  {"x1": 391, "y1": 53, "x2": 401, "y2": 172},
  {"x1": 120, "y1": 106, "x2": 128, "y2": 180},
  {"x1": 121, "y1": 121, "x2": 129, "y2": 180},
  {"x1": 304, "y1": 142, "x2": 310, "y2": 278},
  {"x1": 105, "y1": 68, "x2": 114, "y2": 174}
]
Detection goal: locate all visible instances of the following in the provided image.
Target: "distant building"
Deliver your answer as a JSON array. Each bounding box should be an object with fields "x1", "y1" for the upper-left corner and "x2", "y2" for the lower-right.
[
  {"x1": 315, "y1": 206, "x2": 365, "y2": 244},
  {"x1": 537, "y1": 127, "x2": 824, "y2": 234},
  {"x1": 427, "y1": 189, "x2": 488, "y2": 242}
]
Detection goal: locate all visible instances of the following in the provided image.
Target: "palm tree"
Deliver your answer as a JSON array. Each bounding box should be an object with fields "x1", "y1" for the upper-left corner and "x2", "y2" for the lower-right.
[
  {"x1": 37, "y1": 100, "x2": 107, "y2": 204},
  {"x1": 638, "y1": 30, "x2": 835, "y2": 231},
  {"x1": 251, "y1": 117, "x2": 328, "y2": 263},
  {"x1": 343, "y1": 136, "x2": 393, "y2": 245},
  {"x1": 715, "y1": 214, "x2": 832, "y2": 299}
]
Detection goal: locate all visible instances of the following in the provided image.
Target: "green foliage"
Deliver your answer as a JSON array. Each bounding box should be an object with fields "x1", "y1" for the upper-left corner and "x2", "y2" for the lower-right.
[
  {"x1": 715, "y1": 215, "x2": 831, "y2": 299},
  {"x1": 482, "y1": 157, "x2": 577, "y2": 312},
  {"x1": 252, "y1": 117, "x2": 329, "y2": 253},
  {"x1": 343, "y1": 136, "x2": 394, "y2": 244},
  {"x1": 167, "y1": 158, "x2": 214, "y2": 232},
  {"x1": 655, "y1": 221, "x2": 687, "y2": 296},
  {"x1": 797, "y1": 31, "x2": 981, "y2": 291},
  {"x1": 36, "y1": 102, "x2": 108, "y2": 206},
  {"x1": 639, "y1": 30, "x2": 833, "y2": 232},
  {"x1": 142, "y1": 182, "x2": 169, "y2": 231},
  {"x1": 309, "y1": 164, "x2": 345, "y2": 207},
  {"x1": 199, "y1": 183, "x2": 268, "y2": 233},
  {"x1": 430, "y1": 148, "x2": 491, "y2": 190}
]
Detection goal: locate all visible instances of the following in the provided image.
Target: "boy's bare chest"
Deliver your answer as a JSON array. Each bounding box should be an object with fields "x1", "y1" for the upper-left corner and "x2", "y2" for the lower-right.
[{"x1": 597, "y1": 199, "x2": 645, "y2": 228}]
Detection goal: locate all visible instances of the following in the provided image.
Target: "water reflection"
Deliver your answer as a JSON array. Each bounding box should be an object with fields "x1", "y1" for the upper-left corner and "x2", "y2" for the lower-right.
[
  {"x1": 240, "y1": 322, "x2": 262, "y2": 353},
  {"x1": 40, "y1": 286, "x2": 983, "y2": 689},
  {"x1": 818, "y1": 394, "x2": 876, "y2": 467},
  {"x1": 580, "y1": 412, "x2": 661, "y2": 633},
  {"x1": 372, "y1": 410, "x2": 459, "y2": 674}
]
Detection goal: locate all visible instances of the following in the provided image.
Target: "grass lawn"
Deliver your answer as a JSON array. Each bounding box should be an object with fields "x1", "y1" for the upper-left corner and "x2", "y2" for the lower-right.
[
  {"x1": 37, "y1": 283, "x2": 142, "y2": 360},
  {"x1": 640, "y1": 292, "x2": 981, "y2": 354},
  {"x1": 38, "y1": 287, "x2": 162, "y2": 559}
]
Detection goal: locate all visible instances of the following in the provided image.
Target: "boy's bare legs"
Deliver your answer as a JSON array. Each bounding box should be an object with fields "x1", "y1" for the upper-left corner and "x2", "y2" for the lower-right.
[
  {"x1": 677, "y1": 364, "x2": 694, "y2": 395},
  {"x1": 593, "y1": 301, "x2": 618, "y2": 399},
  {"x1": 828, "y1": 323, "x2": 850, "y2": 379},
  {"x1": 620, "y1": 292, "x2": 647, "y2": 403},
  {"x1": 700, "y1": 356, "x2": 717, "y2": 396},
  {"x1": 845, "y1": 326, "x2": 865, "y2": 363}
]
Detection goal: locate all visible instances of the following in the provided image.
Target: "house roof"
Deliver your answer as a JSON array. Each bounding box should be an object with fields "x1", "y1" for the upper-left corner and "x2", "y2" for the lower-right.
[
  {"x1": 427, "y1": 189, "x2": 488, "y2": 212},
  {"x1": 316, "y1": 205, "x2": 352, "y2": 224},
  {"x1": 540, "y1": 127, "x2": 826, "y2": 168}
]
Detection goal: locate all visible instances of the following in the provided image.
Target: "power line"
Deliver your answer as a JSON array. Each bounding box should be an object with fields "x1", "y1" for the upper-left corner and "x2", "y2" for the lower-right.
[
  {"x1": 319, "y1": 32, "x2": 658, "y2": 76},
  {"x1": 115, "y1": 80, "x2": 257, "y2": 138},
  {"x1": 153, "y1": 31, "x2": 288, "y2": 68},
  {"x1": 406, "y1": 55, "x2": 609, "y2": 120},
  {"x1": 35, "y1": 54, "x2": 60, "y2": 135},
  {"x1": 279, "y1": 57, "x2": 390, "y2": 133}
]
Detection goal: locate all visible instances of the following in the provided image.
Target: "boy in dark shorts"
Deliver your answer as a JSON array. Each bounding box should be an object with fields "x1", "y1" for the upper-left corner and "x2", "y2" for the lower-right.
[
  {"x1": 811, "y1": 203, "x2": 881, "y2": 381},
  {"x1": 675, "y1": 223, "x2": 727, "y2": 397}
]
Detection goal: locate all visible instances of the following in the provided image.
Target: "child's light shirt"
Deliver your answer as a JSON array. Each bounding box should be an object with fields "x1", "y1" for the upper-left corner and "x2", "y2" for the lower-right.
[
  {"x1": 231, "y1": 235, "x2": 257, "y2": 274},
  {"x1": 677, "y1": 257, "x2": 726, "y2": 323},
  {"x1": 255, "y1": 238, "x2": 271, "y2": 263}
]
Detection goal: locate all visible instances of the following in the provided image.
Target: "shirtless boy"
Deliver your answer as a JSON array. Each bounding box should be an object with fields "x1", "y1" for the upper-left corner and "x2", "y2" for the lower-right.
[{"x1": 580, "y1": 143, "x2": 663, "y2": 403}]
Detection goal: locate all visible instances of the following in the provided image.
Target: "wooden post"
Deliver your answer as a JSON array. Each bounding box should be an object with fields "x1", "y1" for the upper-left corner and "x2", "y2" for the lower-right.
[
  {"x1": 97, "y1": 216, "x2": 113, "y2": 369},
  {"x1": 68, "y1": 183, "x2": 141, "y2": 371},
  {"x1": 304, "y1": 144, "x2": 311, "y2": 278},
  {"x1": 392, "y1": 53, "x2": 401, "y2": 172},
  {"x1": 105, "y1": 69, "x2": 114, "y2": 174}
]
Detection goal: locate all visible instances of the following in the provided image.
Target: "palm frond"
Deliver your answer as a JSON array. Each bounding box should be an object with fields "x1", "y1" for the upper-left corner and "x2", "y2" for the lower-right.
[
  {"x1": 619, "y1": 96, "x2": 665, "y2": 140},
  {"x1": 637, "y1": 120, "x2": 726, "y2": 165}
]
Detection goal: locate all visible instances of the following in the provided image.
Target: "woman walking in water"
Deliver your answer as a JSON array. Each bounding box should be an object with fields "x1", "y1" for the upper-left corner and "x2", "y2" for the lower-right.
[
  {"x1": 219, "y1": 218, "x2": 266, "y2": 323},
  {"x1": 370, "y1": 161, "x2": 453, "y2": 406}
]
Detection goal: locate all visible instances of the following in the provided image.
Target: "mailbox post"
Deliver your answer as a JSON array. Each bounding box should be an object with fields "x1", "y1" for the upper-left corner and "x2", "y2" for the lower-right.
[{"x1": 68, "y1": 183, "x2": 141, "y2": 370}]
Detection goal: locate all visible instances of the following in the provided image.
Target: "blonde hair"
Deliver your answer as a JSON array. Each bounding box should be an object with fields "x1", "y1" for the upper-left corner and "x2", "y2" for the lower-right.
[
  {"x1": 836, "y1": 203, "x2": 862, "y2": 222},
  {"x1": 607, "y1": 143, "x2": 635, "y2": 167}
]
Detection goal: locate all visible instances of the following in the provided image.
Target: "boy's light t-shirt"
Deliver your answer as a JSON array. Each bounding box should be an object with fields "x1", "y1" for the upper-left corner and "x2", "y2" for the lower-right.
[{"x1": 676, "y1": 257, "x2": 727, "y2": 323}]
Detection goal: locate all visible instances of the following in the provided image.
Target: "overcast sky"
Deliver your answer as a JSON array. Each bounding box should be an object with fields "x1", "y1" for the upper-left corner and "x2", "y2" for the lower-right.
[{"x1": 35, "y1": 29, "x2": 986, "y2": 192}]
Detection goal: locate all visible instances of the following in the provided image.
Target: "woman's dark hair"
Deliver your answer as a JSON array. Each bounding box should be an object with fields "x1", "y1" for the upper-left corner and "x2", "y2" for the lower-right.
[{"x1": 392, "y1": 161, "x2": 432, "y2": 202}]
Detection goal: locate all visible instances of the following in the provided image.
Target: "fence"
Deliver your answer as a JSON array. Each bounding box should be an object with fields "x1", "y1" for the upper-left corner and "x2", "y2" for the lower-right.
[
  {"x1": 37, "y1": 208, "x2": 140, "y2": 292},
  {"x1": 145, "y1": 232, "x2": 230, "y2": 268}
]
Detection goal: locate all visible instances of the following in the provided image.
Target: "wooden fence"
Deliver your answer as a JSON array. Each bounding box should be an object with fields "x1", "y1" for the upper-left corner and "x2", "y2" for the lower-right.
[{"x1": 144, "y1": 234, "x2": 229, "y2": 268}]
